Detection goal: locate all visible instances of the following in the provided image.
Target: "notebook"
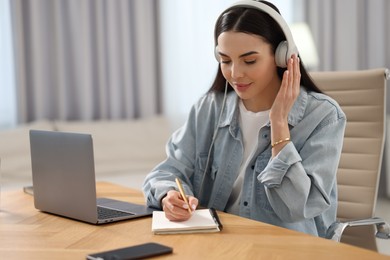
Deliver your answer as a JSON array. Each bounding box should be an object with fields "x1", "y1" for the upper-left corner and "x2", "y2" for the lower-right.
[
  {"x1": 152, "y1": 208, "x2": 223, "y2": 234},
  {"x1": 29, "y1": 129, "x2": 153, "y2": 224}
]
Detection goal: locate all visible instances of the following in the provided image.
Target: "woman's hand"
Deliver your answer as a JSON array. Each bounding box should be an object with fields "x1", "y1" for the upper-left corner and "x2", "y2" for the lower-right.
[
  {"x1": 161, "y1": 190, "x2": 198, "y2": 221},
  {"x1": 270, "y1": 54, "x2": 301, "y2": 122},
  {"x1": 270, "y1": 54, "x2": 301, "y2": 156}
]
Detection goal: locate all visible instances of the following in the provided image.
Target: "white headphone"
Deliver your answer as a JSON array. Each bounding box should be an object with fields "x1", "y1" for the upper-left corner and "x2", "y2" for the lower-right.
[{"x1": 214, "y1": 0, "x2": 298, "y2": 68}]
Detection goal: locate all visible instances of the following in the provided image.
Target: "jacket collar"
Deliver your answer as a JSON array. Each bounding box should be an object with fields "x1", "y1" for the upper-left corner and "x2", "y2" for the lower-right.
[{"x1": 218, "y1": 87, "x2": 308, "y2": 129}]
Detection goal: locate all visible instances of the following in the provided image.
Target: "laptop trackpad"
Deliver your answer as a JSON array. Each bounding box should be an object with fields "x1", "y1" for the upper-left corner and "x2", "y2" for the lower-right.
[{"x1": 97, "y1": 198, "x2": 153, "y2": 215}]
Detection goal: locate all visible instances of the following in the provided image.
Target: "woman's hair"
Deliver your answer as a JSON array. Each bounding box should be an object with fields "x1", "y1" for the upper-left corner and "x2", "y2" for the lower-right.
[{"x1": 208, "y1": 0, "x2": 321, "y2": 94}]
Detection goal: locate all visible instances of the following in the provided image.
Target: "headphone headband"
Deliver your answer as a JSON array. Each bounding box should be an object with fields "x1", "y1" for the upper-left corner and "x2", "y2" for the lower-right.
[{"x1": 215, "y1": 0, "x2": 298, "y2": 67}]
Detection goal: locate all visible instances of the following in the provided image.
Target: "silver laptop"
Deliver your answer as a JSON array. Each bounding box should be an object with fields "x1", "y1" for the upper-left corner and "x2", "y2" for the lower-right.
[{"x1": 29, "y1": 129, "x2": 153, "y2": 224}]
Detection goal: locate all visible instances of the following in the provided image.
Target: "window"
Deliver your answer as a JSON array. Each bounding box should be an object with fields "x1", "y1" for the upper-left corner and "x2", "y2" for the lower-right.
[{"x1": 0, "y1": 0, "x2": 17, "y2": 129}]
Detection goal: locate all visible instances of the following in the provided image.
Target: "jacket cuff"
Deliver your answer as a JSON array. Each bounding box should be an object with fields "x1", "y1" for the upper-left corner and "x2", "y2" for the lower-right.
[{"x1": 257, "y1": 142, "x2": 301, "y2": 187}]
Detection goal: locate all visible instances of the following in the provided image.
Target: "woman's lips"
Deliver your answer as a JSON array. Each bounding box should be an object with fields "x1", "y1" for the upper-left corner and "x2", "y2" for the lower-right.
[{"x1": 234, "y1": 82, "x2": 252, "y2": 91}]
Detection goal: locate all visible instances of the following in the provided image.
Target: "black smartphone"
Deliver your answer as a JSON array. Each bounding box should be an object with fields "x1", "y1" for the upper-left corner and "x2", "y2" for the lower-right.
[{"x1": 86, "y1": 242, "x2": 173, "y2": 260}]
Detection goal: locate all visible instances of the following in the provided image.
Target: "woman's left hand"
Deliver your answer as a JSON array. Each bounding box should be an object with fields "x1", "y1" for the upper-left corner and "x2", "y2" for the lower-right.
[
  {"x1": 269, "y1": 54, "x2": 300, "y2": 156},
  {"x1": 270, "y1": 54, "x2": 301, "y2": 122}
]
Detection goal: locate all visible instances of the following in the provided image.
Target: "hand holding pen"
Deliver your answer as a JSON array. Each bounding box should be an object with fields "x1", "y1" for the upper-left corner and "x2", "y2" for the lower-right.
[{"x1": 161, "y1": 178, "x2": 198, "y2": 221}]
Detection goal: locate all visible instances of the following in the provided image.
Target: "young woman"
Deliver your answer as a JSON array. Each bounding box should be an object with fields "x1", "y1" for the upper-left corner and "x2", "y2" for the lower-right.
[{"x1": 143, "y1": 0, "x2": 346, "y2": 238}]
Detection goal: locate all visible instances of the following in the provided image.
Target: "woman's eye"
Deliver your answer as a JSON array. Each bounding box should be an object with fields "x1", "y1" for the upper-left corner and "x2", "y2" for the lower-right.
[
  {"x1": 245, "y1": 60, "x2": 256, "y2": 65},
  {"x1": 221, "y1": 60, "x2": 231, "y2": 64}
]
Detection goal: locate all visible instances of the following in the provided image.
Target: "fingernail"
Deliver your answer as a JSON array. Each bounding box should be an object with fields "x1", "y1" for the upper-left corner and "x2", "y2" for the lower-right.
[
  {"x1": 191, "y1": 204, "x2": 196, "y2": 211},
  {"x1": 183, "y1": 203, "x2": 189, "y2": 209}
]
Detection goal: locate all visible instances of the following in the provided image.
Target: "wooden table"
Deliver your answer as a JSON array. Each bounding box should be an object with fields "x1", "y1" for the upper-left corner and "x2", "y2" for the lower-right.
[{"x1": 0, "y1": 182, "x2": 389, "y2": 259}]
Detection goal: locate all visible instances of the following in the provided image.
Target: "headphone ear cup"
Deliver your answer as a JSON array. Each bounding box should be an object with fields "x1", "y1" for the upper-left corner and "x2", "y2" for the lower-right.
[
  {"x1": 214, "y1": 46, "x2": 220, "y2": 62},
  {"x1": 275, "y1": 41, "x2": 288, "y2": 68}
]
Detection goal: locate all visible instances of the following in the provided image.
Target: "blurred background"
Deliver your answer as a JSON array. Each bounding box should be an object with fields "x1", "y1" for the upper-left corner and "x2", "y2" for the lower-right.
[{"x1": 1, "y1": 0, "x2": 389, "y2": 129}]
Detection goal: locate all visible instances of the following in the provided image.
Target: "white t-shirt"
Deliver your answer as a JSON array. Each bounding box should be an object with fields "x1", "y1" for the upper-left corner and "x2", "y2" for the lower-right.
[{"x1": 225, "y1": 100, "x2": 270, "y2": 214}]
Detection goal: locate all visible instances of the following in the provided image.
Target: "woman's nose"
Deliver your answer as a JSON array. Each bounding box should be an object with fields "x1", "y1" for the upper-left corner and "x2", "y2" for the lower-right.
[{"x1": 231, "y1": 63, "x2": 244, "y2": 79}]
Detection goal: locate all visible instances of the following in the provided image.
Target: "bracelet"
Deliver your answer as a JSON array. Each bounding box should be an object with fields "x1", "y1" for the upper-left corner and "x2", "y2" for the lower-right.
[{"x1": 271, "y1": 137, "x2": 290, "y2": 148}]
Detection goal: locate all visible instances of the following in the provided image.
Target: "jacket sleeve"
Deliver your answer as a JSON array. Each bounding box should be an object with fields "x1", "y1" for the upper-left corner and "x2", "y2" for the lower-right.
[
  {"x1": 142, "y1": 94, "x2": 218, "y2": 209},
  {"x1": 142, "y1": 115, "x2": 197, "y2": 209},
  {"x1": 258, "y1": 108, "x2": 346, "y2": 223}
]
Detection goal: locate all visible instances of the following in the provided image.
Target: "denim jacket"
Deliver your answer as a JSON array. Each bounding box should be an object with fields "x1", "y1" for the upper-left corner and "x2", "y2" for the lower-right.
[{"x1": 143, "y1": 87, "x2": 346, "y2": 237}]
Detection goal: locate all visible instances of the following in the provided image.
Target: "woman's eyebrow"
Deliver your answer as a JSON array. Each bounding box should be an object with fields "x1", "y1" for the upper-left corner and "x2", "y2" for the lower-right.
[
  {"x1": 239, "y1": 51, "x2": 258, "y2": 58},
  {"x1": 218, "y1": 51, "x2": 259, "y2": 58}
]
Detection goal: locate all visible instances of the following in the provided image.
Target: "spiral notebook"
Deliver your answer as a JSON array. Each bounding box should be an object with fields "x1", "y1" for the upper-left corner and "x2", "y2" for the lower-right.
[{"x1": 152, "y1": 208, "x2": 223, "y2": 234}]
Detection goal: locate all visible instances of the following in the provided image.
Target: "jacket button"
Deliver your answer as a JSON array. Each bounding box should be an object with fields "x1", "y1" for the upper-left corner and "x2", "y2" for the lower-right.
[
  {"x1": 251, "y1": 165, "x2": 255, "y2": 170},
  {"x1": 243, "y1": 201, "x2": 248, "y2": 206}
]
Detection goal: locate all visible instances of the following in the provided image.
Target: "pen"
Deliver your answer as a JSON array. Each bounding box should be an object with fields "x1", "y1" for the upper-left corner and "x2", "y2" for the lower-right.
[
  {"x1": 175, "y1": 178, "x2": 192, "y2": 214},
  {"x1": 209, "y1": 208, "x2": 223, "y2": 231}
]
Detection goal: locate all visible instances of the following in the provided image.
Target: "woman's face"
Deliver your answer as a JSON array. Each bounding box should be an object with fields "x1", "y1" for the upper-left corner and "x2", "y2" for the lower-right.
[{"x1": 217, "y1": 31, "x2": 281, "y2": 112}]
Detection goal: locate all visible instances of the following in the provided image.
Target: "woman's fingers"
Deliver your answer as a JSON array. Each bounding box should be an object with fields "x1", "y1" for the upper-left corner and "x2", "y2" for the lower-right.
[
  {"x1": 162, "y1": 190, "x2": 196, "y2": 221},
  {"x1": 270, "y1": 55, "x2": 301, "y2": 121},
  {"x1": 284, "y1": 54, "x2": 300, "y2": 101},
  {"x1": 292, "y1": 55, "x2": 301, "y2": 97}
]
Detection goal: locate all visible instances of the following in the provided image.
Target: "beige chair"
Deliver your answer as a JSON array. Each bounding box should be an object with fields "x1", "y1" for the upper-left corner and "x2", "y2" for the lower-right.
[{"x1": 310, "y1": 68, "x2": 390, "y2": 251}]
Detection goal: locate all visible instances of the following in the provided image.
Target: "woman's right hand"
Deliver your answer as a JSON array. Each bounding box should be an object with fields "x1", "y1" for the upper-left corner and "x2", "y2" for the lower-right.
[{"x1": 161, "y1": 190, "x2": 198, "y2": 221}]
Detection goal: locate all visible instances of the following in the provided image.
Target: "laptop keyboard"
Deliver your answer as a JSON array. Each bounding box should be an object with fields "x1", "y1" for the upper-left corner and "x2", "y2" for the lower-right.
[{"x1": 97, "y1": 206, "x2": 134, "y2": 220}]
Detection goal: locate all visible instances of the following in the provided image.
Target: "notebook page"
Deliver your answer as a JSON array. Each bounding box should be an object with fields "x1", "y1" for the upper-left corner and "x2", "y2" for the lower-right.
[{"x1": 152, "y1": 209, "x2": 219, "y2": 234}]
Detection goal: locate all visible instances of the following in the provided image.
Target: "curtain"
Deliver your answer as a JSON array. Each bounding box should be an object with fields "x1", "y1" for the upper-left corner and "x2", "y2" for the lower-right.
[
  {"x1": 303, "y1": 0, "x2": 390, "y2": 72},
  {"x1": 10, "y1": 0, "x2": 160, "y2": 123}
]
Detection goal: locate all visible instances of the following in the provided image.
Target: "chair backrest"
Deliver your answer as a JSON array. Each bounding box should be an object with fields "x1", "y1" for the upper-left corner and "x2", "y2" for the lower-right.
[{"x1": 310, "y1": 68, "x2": 388, "y2": 250}]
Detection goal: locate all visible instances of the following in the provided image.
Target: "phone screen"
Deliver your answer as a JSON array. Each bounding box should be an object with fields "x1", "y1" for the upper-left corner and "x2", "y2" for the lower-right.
[{"x1": 86, "y1": 242, "x2": 173, "y2": 260}]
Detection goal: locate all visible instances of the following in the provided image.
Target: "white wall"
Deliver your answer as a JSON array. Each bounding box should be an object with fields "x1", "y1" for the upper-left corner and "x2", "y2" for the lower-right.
[
  {"x1": 158, "y1": 0, "x2": 234, "y2": 130},
  {"x1": 0, "y1": 0, "x2": 17, "y2": 129},
  {"x1": 158, "y1": 0, "x2": 293, "y2": 130}
]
